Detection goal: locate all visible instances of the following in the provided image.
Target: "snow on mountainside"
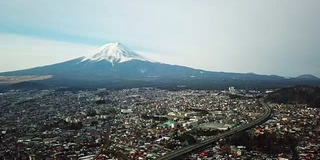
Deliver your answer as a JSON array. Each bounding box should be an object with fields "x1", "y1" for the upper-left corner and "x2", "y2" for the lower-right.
[{"x1": 81, "y1": 42, "x2": 150, "y2": 65}]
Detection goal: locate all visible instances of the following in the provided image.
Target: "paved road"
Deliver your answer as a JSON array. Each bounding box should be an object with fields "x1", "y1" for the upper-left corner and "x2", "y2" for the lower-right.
[{"x1": 157, "y1": 99, "x2": 272, "y2": 160}]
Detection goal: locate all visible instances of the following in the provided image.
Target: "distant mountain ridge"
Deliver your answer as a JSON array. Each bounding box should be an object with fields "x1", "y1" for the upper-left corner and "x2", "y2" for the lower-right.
[
  {"x1": 0, "y1": 42, "x2": 320, "y2": 89},
  {"x1": 295, "y1": 74, "x2": 319, "y2": 80},
  {"x1": 3, "y1": 81, "x2": 48, "y2": 90},
  {"x1": 0, "y1": 42, "x2": 271, "y2": 80},
  {"x1": 265, "y1": 85, "x2": 320, "y2": 108}
]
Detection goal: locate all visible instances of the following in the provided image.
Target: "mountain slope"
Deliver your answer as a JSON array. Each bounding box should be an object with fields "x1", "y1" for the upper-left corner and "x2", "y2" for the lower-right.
[
  {"x1": 294, "y1": 74, "x2": 320, "y2": 80},
  {"x1": 1, "y1": 42, "x2": 319, "y2": 89},
  {"x1": 4, "y1": 81, "x2": 48, "y2": 90},
  {"x1": 0, "y1": 43, "x2": 208, "y2": 79},
  {"x1": 265, "y1": 85, "x2": 320, "y2": 108}
]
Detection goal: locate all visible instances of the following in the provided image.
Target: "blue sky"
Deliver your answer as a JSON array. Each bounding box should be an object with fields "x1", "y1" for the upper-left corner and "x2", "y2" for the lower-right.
[{"x1": 0, "y1": 0, "x2": 320, "y2": 77}]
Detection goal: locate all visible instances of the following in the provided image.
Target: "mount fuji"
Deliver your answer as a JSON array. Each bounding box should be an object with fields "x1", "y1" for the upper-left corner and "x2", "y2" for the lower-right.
[
  {"x1": 0, "y1": 43, "x2": 214, "y2": 87},
  {"x1": 81, "y1": 42, "x2": 150, "y2": 65},
  {"x1": 1, "y1": 42, "x2": 319, "y2": 89}
]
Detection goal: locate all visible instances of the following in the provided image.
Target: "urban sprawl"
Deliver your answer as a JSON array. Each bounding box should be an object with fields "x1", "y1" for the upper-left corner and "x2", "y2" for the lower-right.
[{"x1": 0, "y1": 88, "x2": 319, "y2": 160}]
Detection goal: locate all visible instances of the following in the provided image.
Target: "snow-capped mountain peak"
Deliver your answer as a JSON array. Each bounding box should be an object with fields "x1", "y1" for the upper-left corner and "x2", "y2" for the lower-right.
[{"x1": 82, "y1": 42, "x2": 148, "y2": 65}]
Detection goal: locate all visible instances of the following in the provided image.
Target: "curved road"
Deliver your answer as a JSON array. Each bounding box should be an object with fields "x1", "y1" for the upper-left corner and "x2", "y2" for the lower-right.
[{"x1": 157, "y1": 99, "x2": 272, "y2": 160}]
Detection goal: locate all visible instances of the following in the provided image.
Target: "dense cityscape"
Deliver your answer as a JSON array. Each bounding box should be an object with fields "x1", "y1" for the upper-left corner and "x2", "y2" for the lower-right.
[
  {"x1": 1, "y1": 1, "x2": 320, "y2": 160},
  {"x1": 0, "y1": 87, "x2": 319, "y2": 160}
]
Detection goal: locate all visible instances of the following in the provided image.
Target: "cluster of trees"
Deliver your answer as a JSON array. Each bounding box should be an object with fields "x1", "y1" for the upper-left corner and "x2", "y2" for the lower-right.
[
  {"x1": 161, "y1": 133, "x2": 197, "y2": 149},
  {"x1": 39, "y1": 119, "x2": 83, "y2": 131},
  {"x1": 140, "y1": 114, "x2": 168, "y2": 121},
  {"x1": 174, "y1": 133, "x2": 197, "y2": 145},
  {"x1": 266, "y1": 85, "x2": 320, "y2": 108},
  {"x1": 86, "y1": 107, "x2": 116, "y2": 117},
  {"x1": 227, "y1": 131, "x2": 297, "y2": 155},
  {"x1": 190, "y1": 128, "x2": 223, "y2": 136}
]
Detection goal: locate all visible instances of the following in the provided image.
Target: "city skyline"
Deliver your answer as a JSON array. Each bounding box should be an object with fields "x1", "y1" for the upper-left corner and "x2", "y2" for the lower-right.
[{"x1": 1, "y1": 0, "x2": 320, "y2": 77}]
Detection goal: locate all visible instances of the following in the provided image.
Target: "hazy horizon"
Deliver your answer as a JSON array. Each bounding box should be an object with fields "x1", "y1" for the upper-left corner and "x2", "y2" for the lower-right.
[{"x1": 1, "y1": 0, "x2": 320, "y2": 77}]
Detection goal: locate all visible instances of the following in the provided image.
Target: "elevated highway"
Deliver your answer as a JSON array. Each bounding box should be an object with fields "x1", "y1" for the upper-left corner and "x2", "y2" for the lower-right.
[{"x1": 157, "y1": 99, "x2": 272, "y2": 160}]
